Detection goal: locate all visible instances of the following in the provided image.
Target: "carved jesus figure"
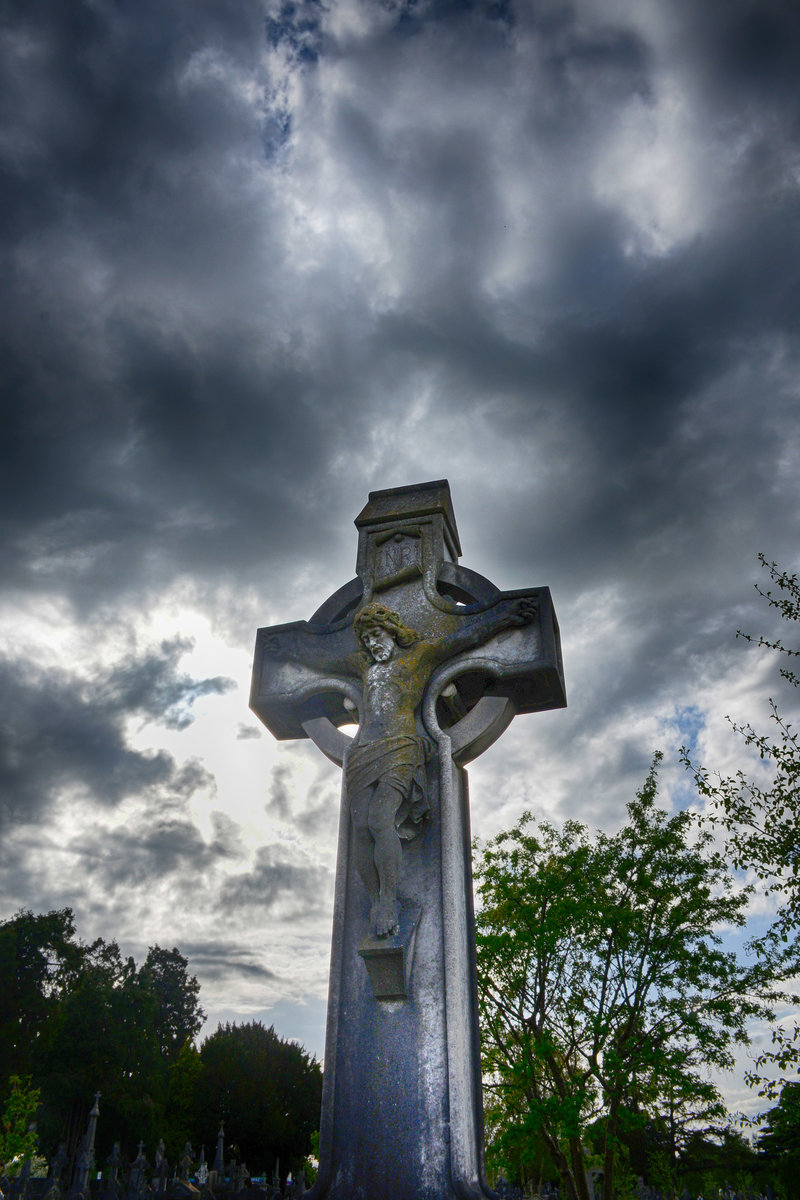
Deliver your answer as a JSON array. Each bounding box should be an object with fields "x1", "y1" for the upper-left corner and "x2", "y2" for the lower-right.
[
  {"x1": 265, "y1": 594, "x2": 536, "y2": 937},
  {"x1": 348, "y1": 597, "x2": 535, "y2": 937}
]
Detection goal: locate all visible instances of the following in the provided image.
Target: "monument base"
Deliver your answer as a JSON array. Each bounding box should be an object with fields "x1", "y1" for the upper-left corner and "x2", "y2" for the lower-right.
[{"x1": 357, "y1": 900, "x2": 421, "y2": 1000}]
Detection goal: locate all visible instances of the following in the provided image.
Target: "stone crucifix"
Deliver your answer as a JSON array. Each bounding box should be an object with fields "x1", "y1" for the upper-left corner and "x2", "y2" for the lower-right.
[{"x1": 251, "y1": 481, "x2": 566, "y2": 1200}]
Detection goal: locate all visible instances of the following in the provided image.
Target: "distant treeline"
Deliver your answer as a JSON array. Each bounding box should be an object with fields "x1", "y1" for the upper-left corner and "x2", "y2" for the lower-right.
[{"x1": 0, "y1": 909, "x2": 321, "y2": 1178}]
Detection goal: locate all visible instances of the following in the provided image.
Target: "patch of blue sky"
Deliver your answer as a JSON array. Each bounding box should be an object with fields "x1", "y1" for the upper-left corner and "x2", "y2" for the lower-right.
[
  {"x1": 659, "y1": 704, "x2": 707, "y2": 812},
  {"x1": 265, "y1": 1, "x2": 323, "y2": 65},
  {"x1": 671, "y1": 703, "x2": 705, "y2": 760},
  {"x1": 263, "y1": 109, "x2": 292, "y2": 162}
]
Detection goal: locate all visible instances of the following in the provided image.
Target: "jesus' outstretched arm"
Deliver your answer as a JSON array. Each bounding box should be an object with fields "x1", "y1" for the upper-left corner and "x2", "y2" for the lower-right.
[{"x1": 429, "y1": 594, "x2": 537, "y2": 663}]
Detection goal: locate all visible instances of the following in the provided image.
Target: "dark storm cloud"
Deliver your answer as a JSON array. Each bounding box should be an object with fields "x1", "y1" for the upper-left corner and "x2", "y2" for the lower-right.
[
  {"x1": 2, "y1": 0, "x2": 798, "y2": 630},
  {"x1": 177, "y1": 940, "x2": 280, "y2": 984},
  {"x1": 672, "y1": 0, "x2": 800, "y2": 110},
  {"x1": 221, "y1": 845, "x2": 329, "y2": 917},
  {"x1": 0, "y1": 638, "x2": 231, "y2": 831},
  {"x1": 0, "y1": 0, "x2": 358, "y2": 612},
  {"x1": 74, "y1": 803, "x2": 243, "y2": 892},
  {"x1": 106, "y1": 636, "x2": 233, "y2": 729}
]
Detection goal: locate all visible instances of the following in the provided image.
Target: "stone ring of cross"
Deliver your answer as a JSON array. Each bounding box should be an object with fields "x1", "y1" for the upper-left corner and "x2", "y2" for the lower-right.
[{"x1": 299, "y1": 562, "x2": 531, "y2": 769}]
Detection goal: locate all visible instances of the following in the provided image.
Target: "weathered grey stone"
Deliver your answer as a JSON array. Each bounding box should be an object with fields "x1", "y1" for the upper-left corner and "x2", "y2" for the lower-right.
[
  {"x1": 43, "y1": 1143, "x2": 67, "y2": 1199},
  {"x1": 152, "y1": 1143, "x2": 168, "y2": 1195},
  {"x1": 250, "y1": 481, "x2": 566, "y2": 1200},
  {"x1": 101, "y1": 1144, "x2": 123, "y2": 1200},
  {"x1": 212, "y1": 1125, "x2": 224, "y2": 1184},
  {"x1": 70, "y1": 1094, "x2": 100, "y2": 1199},
  {"x1": 357, "y1": 899, "x2": 420, "y2": 999},
  {"x1": 125, "y1": 1144, "x2": 147, "y2": 1200}
]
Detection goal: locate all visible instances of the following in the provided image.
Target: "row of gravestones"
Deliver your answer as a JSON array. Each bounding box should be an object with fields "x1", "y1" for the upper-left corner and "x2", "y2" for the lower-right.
[
  {"x1": 2, "y1": 1146, "x2": 304, "y2": 1200},
  {"x1": 1, "y1": 1101, "x2": 305, "y2": 1200}
]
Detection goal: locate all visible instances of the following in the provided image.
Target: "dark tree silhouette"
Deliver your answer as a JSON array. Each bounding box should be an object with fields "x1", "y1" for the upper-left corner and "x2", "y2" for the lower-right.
[{"x1": 195, "y1": 1021, "x2": 322, "y2": 1178}]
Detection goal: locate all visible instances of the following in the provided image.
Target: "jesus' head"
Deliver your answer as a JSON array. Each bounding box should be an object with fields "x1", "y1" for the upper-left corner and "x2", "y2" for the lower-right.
[{"x1": 353, "y1": 602, "x2": 419, "y2": 661}]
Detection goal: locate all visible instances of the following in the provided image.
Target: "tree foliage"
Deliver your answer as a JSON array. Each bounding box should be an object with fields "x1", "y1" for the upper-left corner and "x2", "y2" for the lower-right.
[
  {"x1": 0, "y1": 910, "x2": 323, "y2": 1178},
  {"x1": 0, "y1": 909, "x2": 205, "y2": 1162},
  {"x1": 678, "y1": 1125, "x2": 764, "y2": 1196},
  {"x1": 194, "y1": 1021, "x2": 322, "y2": 1178},
  {"x1": 39, "y1": 937, "x2": 165, "y2": 1156},
  {"x1": 0, "y1": 909, "x2": 85, "y2": 1079},
  {"x1": 682, "y1": 555, "x2": 800, "y2": 1097},
  {"x1": 475, "y1": 755, "x2": 780, "y2": 1200},
  {"x1": 138, "y1": 946, "x2": 205, "y2": 1062},
  {"x1": 757, "y1": 1080, "x2": 800, "y2": 1196},
  {"x1": 163, "y1": 1039, "x2": 204, "y2": 1161},
  {"x1": 0, "y1": 1076, "x2": 40, "y2": 1173}
]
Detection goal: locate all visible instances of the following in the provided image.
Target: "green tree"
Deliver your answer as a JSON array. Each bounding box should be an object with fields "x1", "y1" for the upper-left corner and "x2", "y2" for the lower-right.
[
  {"x1": 38, "y1": 937, "x2": 165, "y2": 1159},
  {"x1": 475, "y1": 755, "x2": 779, "y2": 1200},
  {"x1": 0, "y1": 910, "x2": 85, "y2": 1078},
  {"x1": 678, "y1": 1126, "x2": 763, "y2": 1196},
  {"x1": 0, "y1": 1076, "x2": 40, "y2": 1174},
  {"x1": 682, "y1": 555, "x2": 800, "y2": 1097},
  {"x1": 194, "y1": 1022, "x2": 322, "y2": 1177},
  {"x1": 138, "y1": 946, "x2": 205, "y2": 1064},
  {"x1": 0, "y1": 909, "x2": 206, "y2": 1162},
  {"x1": 163, "y1": 1040, "x2": 204, "y2": 1161},
  {"x1": 483, "y1": 1092, "x2": 560, "y2": 1193},
  {"x1": 757, "y1": 1081, "x2": 800, "y2": 1198}
]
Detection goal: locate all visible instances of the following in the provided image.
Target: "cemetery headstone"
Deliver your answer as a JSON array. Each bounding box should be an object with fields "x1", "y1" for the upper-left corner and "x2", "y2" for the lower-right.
[
  {"x1": 152, "y1": 1142, "x2": 168, "y2": 1195},
  {"x1": 102, "y1": 1145, "x2": 122, "y2": 1200},
  {"x1": 70, "y1": 1095, "x2": 100, "y2": 1199},
  {"x1": 212, "y1": 1127, "x2": 224, "y2": 1188},
  {"x1": 125, "y1": 1145, "x2": 147, "y2": 1200},
  {"x1": 43, "y1": 1144, "x2": 67, "y2": 1199}
]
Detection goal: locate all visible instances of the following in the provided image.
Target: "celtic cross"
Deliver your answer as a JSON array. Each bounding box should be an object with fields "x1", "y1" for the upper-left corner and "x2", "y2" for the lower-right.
[{"x1": 251, "y1": 480, "x2": 566, "y2": 1200}]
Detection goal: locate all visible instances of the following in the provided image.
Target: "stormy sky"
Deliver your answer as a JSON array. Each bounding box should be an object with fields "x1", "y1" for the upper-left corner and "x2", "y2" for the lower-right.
[{"x1": 2, "y1": 0, "x2": 799, "y2": 1115}]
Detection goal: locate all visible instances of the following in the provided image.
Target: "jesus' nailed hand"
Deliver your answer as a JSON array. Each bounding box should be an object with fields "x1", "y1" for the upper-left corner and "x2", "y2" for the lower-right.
[{"x1": 266, "y1": 594, "x2": 536, "y2": 937}]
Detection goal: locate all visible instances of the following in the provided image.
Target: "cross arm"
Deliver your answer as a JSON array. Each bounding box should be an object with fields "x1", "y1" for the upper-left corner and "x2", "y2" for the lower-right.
[
  {"x1": 430, "y1": 592, "x2": 537, "y2": 662},
  {"x1": 250, "y1": 619, "x2": 362, "y2": 741},
  {"x1": 425, "y1": 587, "x2": 566, "y2": 726}
]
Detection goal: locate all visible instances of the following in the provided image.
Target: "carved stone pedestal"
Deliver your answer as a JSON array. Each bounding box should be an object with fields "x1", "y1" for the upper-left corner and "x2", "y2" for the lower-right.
[{"x1": 358, "y1": 900, "x2": 421, "y2": 1001}]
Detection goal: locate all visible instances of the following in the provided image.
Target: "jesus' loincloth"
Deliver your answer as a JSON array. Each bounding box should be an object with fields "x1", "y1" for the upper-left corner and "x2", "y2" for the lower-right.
[{"x1": 345, "y1": 734, "x2": 431, "y2": 840}]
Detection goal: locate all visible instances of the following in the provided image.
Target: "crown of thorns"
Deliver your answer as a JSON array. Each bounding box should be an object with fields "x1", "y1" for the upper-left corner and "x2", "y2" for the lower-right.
[{"x1": 353, "y1": 602, "x2": 419, "y2": 647}]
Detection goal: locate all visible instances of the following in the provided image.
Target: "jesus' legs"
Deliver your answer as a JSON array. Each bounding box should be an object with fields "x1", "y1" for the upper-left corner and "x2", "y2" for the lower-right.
[
  {"x1": 349, "y1": 784, "x2": 380, "y2": 903},
  {"x1": 368, "y1": 781, "x2": 404, "y2": 936}
]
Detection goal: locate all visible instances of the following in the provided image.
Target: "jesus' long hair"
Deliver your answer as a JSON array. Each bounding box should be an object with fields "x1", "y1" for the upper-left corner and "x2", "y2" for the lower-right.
[{"x1": 353, "y1": 602, "x2": 420, "y2": 648}]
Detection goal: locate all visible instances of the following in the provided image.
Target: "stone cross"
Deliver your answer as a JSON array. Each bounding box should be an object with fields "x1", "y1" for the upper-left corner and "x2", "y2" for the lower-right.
[
  {"x1": 251, "y1": 481, "x2": 566, "y2": 1200},
  {"x1": 212, "y1": 1122, "x2": 224, "y2": 1183},
  {"x1": 71, "y1": 1093, "x2": 100, "y2": 1196}
]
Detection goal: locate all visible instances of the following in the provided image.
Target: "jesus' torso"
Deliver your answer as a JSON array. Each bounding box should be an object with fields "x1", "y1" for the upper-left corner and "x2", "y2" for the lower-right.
[{"x1": 357, "y1": 642, "x2": 435, "y2": 744}]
